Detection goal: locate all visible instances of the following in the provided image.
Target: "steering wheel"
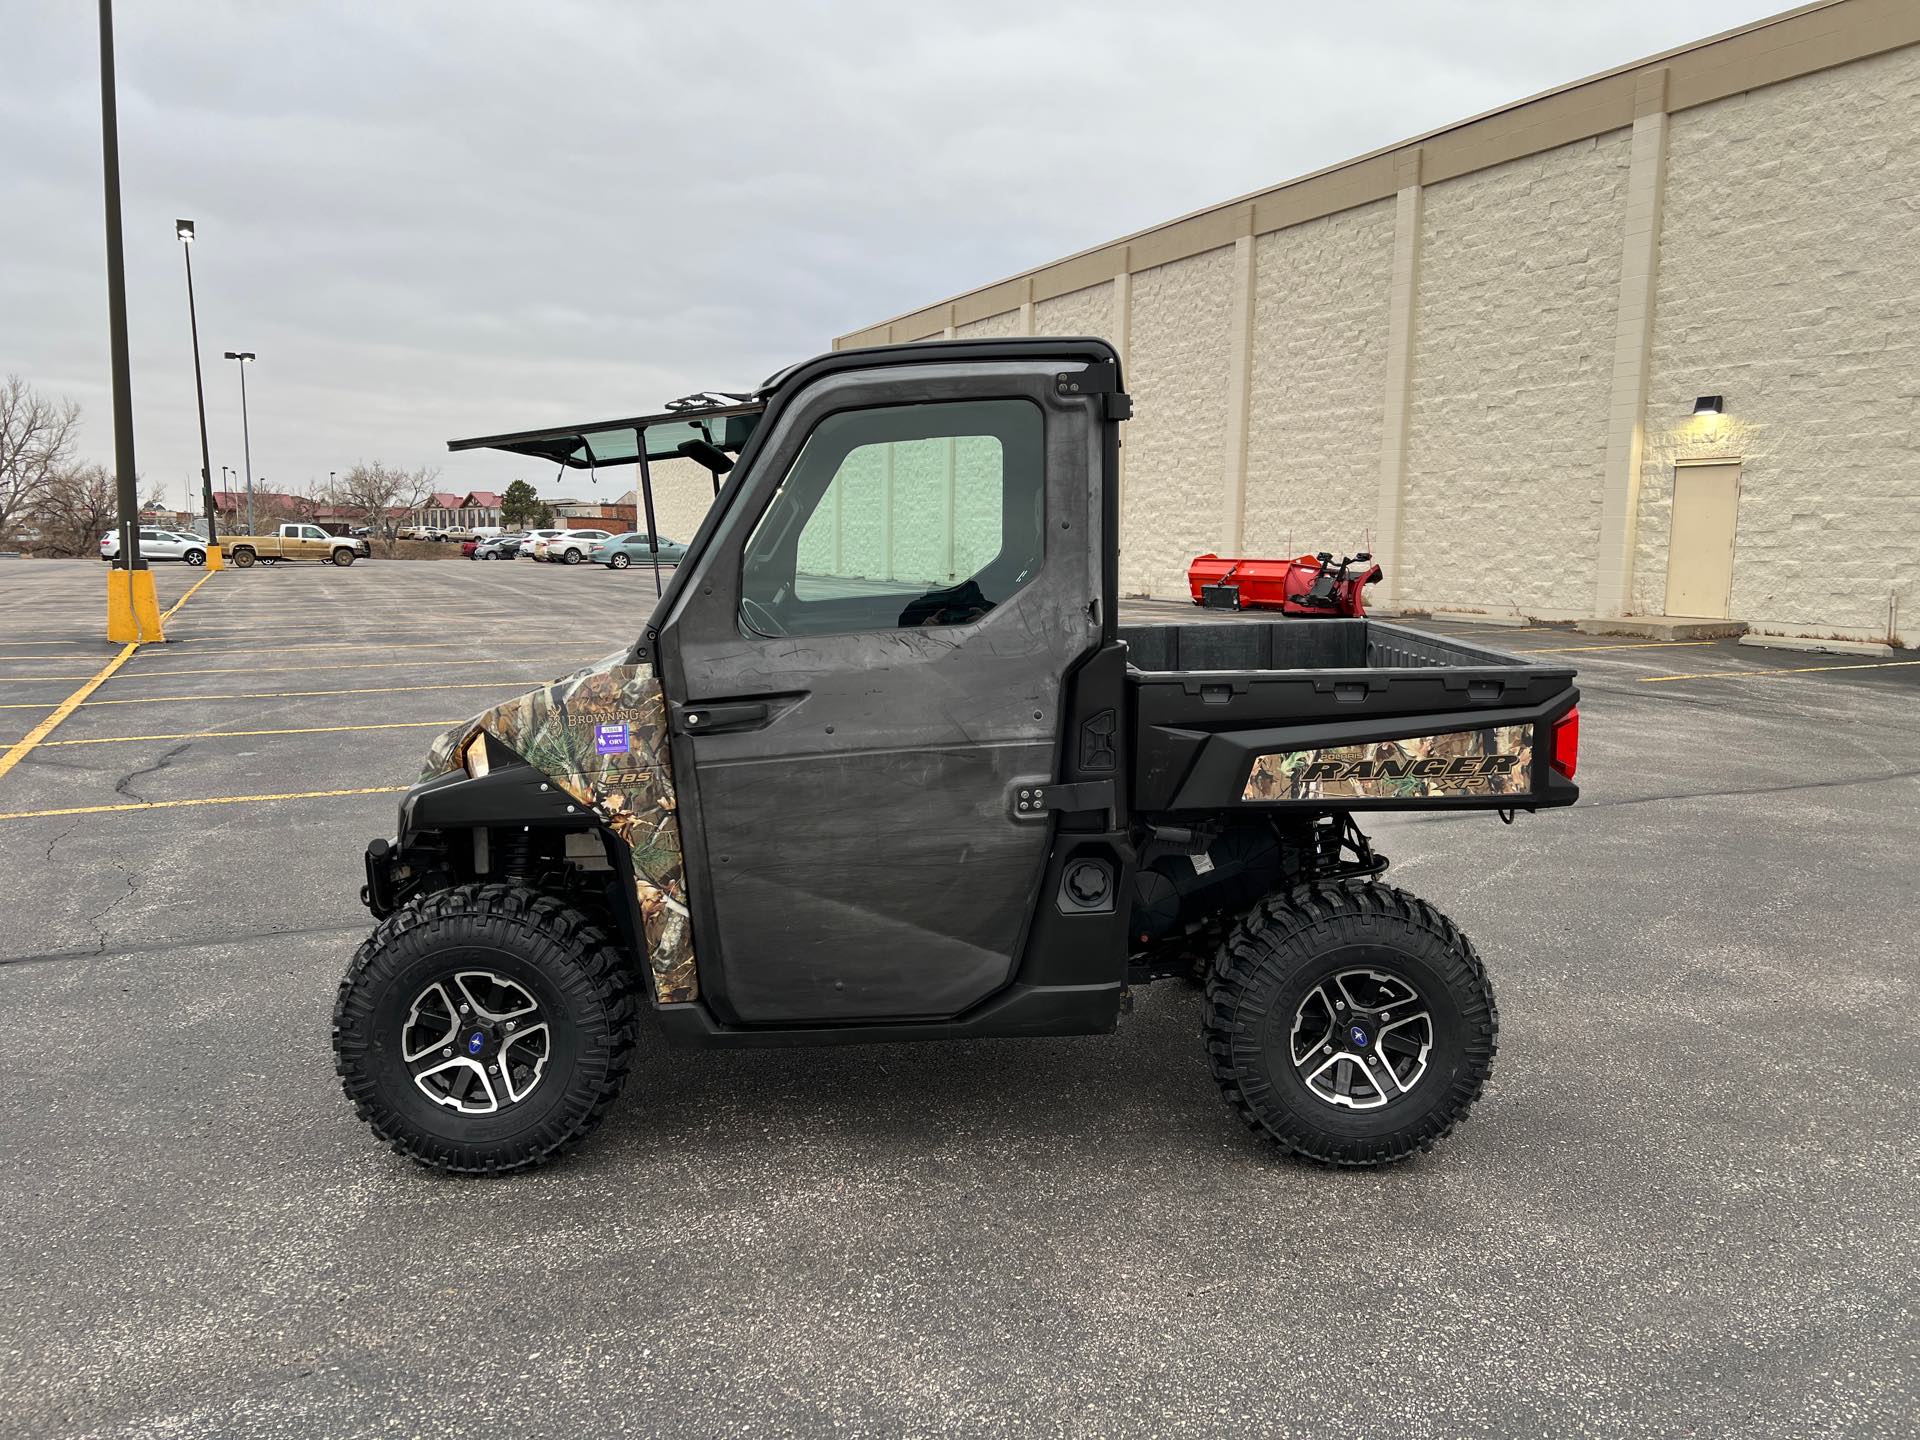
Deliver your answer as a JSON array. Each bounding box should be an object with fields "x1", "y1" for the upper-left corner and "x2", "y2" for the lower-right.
[{"x1": 740, "y1": 595, "x2": 787, "y2": 638}]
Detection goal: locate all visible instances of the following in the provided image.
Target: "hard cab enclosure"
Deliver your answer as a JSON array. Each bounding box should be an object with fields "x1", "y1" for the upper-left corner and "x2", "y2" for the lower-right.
[{"x1": 342, "y1": 338, "x2": 1579, "y2": 1174}]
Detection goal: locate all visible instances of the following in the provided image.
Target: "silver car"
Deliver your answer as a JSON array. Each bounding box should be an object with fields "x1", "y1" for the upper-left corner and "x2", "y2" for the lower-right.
[{"x1": 99, "y1": 527, "x2": 213, "y2": 566}]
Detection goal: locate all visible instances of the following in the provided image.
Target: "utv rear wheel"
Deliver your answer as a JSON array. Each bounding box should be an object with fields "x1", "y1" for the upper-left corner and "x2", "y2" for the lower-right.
[
  {"x1": 332, "y1": 883, "x2": 639, "y2": 1175},
  {"x1": 1202, "y1": 882, "x2": 1496, "y2": 1166}
]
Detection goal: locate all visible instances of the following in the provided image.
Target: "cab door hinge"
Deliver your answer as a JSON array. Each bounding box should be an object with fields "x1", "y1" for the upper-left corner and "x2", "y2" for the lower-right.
[
  {"x1": 1009, "y1": 777, "x2": 1116, "y2": 824},
  {"x1": 1055, "y1": 361, "x2": 1132, "y2": 421}
]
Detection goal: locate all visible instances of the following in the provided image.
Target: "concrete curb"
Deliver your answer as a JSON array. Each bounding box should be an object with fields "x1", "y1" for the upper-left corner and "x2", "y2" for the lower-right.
[
  {"x1": 1738, "y1": 634, "x2": 1896, "y2": 659},
  {"x1": 1421, "y1": 611, "x2": 1558, "y2": 629},
  {"x1": 1571, "y1": 616, "x2": 1748, "y2": 640}
]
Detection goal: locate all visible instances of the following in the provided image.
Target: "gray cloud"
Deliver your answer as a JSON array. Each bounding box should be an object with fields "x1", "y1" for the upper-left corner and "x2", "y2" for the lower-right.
[{"x1": 4, "y1": 0, "x2": 1782, "y2": 507}]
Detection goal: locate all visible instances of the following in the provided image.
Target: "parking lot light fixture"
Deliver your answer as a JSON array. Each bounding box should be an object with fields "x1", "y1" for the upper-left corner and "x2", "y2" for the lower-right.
[{"x1": 224, "y1": 350, "x2": 257, "y2": 533}]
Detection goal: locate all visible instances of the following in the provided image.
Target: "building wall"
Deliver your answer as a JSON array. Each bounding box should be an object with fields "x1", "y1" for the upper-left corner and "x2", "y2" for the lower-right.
[
  {"x1": 1401, "y1": 132, "x2": 1629, "y2": 617},
  {"x1": 1033, "y1": 282, "x2": 1114, "y2": 342},
  {"x1": 955, "y1": 309, "x2": 1025, "y2": 340},
  {"x1": 1119, "y1": 248, "x2": 1237, "y2": 596},
  {"x1": 645, "y1": 457, "x2": 721, "y2": 546},
  {"x1": 1633, "y1": 41, "x2": 1920, "y2": 638},
  {"x1": 828, "y1": 2, "x2": 1920, "y2": 642},
  {"x1": 1242, "y1": 200, "x2": 1395, "y2": 562}
]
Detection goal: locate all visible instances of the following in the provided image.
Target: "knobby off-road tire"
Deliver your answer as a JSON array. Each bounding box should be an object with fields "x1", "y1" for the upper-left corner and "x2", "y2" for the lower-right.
[
  {"x1": 1202, "y1": 881, "x2": 1497, "y2": 1166},
  {"x1": 333, "y1": 883, "x2": 640, "y2": 1175}
]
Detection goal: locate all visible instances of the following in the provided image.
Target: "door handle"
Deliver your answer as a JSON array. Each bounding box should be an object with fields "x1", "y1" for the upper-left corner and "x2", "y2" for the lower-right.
[{"x1": 678, "y1": 701, "x2": 770, "y2": 735}]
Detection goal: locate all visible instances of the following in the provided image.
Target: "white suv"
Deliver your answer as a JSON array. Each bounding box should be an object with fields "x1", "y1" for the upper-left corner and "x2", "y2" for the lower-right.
[
  {"x1": 519, "y1": 528, "x2": 570, "y2": 560},
  {"x1": 100, "y1": 527, "x2": 212, "y2": 566},
  {"x1": 540, "y1": 530, "x2": 613, "y2": 565}
]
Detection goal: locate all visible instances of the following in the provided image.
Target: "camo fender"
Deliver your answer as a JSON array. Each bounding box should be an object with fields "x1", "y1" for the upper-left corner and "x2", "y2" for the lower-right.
[{"x1": 421, "y1": 653, "x2": 695, "y2": 1004}]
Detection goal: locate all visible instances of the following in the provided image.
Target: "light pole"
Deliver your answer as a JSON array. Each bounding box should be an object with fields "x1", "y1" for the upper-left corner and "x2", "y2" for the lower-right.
[
  {"x1": 176, "y1": 219, "x2": 221, "y2": 567},
  {"x1": 223, "y1": 350, "x2": 256, "y2": 533},
  {"x1": 97, "y1": 0, "x2": 161, "y2": 641}
]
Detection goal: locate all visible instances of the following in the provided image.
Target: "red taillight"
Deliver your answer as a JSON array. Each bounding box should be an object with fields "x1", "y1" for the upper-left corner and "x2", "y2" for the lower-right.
[{"x1": 1551, "y1": 707, "x2": 1579, "y2": 780}]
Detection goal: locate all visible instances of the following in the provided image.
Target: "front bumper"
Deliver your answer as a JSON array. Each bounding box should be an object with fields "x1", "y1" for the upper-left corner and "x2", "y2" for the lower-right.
[{"x1": 362, "y1": 836, "x2": 402, "y2": 917}]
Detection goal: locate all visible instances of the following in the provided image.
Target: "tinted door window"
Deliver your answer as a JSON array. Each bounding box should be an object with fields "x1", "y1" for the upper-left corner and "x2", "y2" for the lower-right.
[{"x1": 739, "y1": 399, "x2": 1043, "y2": 638}]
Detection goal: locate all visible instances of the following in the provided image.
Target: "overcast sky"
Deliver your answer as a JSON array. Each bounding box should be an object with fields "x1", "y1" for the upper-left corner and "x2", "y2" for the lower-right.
[{"x1": 5, "y1": 0, "x2": 1786, "y2": 509}]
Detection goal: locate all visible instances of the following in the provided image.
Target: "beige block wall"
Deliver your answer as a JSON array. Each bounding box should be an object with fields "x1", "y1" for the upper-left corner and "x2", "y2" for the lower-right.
[
  {"x1": 1400, "y1": 132, "x2": 1631, "y2": 617},
  {"x1": 646, "y1": 457, "x2": 720, "y2": 547},
  {"x1": 830, "y1": 15, "x2": 1920, "y2": 640},
  {"x1": 955, "y1": 309, "x2": 1025, "y2": 340},
  {"x1": 1118, "y1": 247, "x2": 1238, "y2": 596},
  {"x1": 1633, "y1": 43, "x2": 1920, "y2": 637},
  {"x1": 1242, "y1": 199, "x2": 1396, "y2": 560},
  {"x1": 1034, "y1": 282, "x2": 1114, "y2": 341}
]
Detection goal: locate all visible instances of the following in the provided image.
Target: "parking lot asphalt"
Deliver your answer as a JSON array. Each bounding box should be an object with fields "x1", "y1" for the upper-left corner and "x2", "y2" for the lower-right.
[{"x1": 0, "y1": 558, "x2": 1913, "y2": 1439}]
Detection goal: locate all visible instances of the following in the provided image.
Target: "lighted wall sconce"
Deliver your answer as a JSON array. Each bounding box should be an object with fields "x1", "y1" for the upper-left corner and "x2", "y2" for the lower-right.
[{"x1": 1692, "y1": 395, "x2": 1724, "y2": 416}]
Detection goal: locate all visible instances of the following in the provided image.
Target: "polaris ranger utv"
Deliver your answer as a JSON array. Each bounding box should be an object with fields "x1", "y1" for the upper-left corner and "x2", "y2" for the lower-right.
[{"x1": 335, "y1": 338, "x2": 1580, "y2": 1175}]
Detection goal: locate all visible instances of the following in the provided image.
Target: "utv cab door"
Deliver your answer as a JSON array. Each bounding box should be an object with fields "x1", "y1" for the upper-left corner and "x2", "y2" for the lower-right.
[{"x1": 656, "y1": 352, "x2": 1113, "y2": 1025}]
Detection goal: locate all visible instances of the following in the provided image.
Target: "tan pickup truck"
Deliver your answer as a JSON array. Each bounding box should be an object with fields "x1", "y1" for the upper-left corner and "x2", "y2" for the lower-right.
[{"x1": 224, "y1": 523, "x2": 371, "y2": 567}]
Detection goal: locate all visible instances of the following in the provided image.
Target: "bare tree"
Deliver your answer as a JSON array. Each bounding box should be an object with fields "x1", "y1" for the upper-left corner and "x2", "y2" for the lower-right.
[
  {"x1": 33, "y1": 462, "x2": 164, "y2": 557},
  {"x1": 0, "y1": 375, "x2": 82, "y2": 542},
  {"x1": 327, "y1": 462, "x2": 442, "y2": 553}
]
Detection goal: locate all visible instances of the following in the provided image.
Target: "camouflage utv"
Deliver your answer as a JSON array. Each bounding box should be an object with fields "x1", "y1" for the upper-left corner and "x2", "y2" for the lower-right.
[{"x1": 335, "y1": 338, "x2": 1581, "y2": 1174}]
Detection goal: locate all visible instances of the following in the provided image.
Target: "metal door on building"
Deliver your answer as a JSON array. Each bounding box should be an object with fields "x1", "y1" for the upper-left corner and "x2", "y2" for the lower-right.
[{"x1": 1665, "y1": 460, "x2": 1742, "y2": 619}]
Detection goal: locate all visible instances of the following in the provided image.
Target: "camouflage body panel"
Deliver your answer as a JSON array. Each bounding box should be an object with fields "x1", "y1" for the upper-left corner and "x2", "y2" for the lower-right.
[
  {"x1": 1242, "y1": 723, "x2": 1534, "y2": 802},
  {"x1": 418, "y1": 652, "x2": 695, "y2": 1004}
]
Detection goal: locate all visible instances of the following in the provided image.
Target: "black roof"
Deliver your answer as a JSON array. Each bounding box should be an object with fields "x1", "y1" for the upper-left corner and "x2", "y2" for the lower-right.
[{"x1": 447, "y1": 337, "x2": 1121, "y2": 469}]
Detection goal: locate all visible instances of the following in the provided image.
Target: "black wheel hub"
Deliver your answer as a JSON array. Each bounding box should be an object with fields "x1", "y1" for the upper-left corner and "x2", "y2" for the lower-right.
[
  {"x1": 401, "y1": 970, "x2": 552, "y2": 1115},
  {"x1": 1289, "y1": 966, "x2": 1434, "y2": 1112}
]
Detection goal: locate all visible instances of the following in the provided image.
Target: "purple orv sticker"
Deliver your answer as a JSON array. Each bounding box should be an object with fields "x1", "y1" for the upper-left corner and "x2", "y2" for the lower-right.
[{"x1": 593, "y1": 722, "x2": 630, "y2": 756}]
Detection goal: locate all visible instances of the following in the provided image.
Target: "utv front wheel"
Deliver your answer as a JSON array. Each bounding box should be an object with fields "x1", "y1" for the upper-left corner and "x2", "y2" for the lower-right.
[
  {"x1": 1202, "y1": 882, "x2": 1496, "y2": 1166},
  {"x1": 333, "y1": 883, "x2": 639, "y2": 1174}
]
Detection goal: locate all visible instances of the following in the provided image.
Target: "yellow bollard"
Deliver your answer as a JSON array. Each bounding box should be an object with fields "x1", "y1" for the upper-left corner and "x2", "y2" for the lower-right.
[
  {"x1": 106, "y1": 568, "x2": 137, "y2": 642},
  {"x1": 204, "y1": 544, "x2": 224, "y2": 572},
  {"x1": 130, "y1": 568, "x2": 165, "y2": 640},
  {"x1": 106, "y1": 568, "x2": 168, "y2": 643}
]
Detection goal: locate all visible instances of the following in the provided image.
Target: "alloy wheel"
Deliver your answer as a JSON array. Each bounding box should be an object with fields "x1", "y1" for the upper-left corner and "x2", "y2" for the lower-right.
[
  {"x1": 1289, "y1": 966, "x2": 1433, "y2": 1111},
  {"x1": 401, "y1": 970, "x2": 551, "y2": 1115}
]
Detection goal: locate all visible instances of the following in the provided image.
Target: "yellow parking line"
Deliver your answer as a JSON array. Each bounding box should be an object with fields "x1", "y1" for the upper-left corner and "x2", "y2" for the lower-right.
[
  {"x1": 1520, "y1": 640, "x2": 1722, "y2": 654},
  {"x1": 0, "y1": 644, "x2": 139, "y2": 780},
  {"x1": 0, "y1": 571, "x2": 217, "y2": 780},
  {"x1": 77, "y1": 656, "x2": 545, "y2": 681},
  {"x1": 0, "y1": 679, "x2": 541, "y2": 710},
  {"x1": 1640, "y1": 658, "x2": 1920, "y2": 683},
  {"x1": 0, "y1": 638, "x2": 209, "y2": 648},
  {"x1": 0, "y1": 784, "x2": 408, "y2": 823},
  {"x1": 69, "y1": 639, "x2": 556, "y2": 660},
  {"x1": 28, "y1": 721, "x2": 460, "y2": 747},
  {"x1": 0, "y1": 655, "x2": 555, "y2": 681},
  {"x1": 161, "y1": 575, "x2": 214, "y2": 621}
]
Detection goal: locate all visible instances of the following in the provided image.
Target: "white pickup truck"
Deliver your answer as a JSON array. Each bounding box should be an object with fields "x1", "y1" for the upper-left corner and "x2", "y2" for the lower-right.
[{"x1": 224, "y1": 523, "x2": 371, "y2": 567}]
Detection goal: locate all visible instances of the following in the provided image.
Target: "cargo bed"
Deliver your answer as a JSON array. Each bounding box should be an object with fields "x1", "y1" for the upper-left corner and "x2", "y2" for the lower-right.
[{"x1": 1117, "y1": 619, "x2": 1580, "y2": 813}]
